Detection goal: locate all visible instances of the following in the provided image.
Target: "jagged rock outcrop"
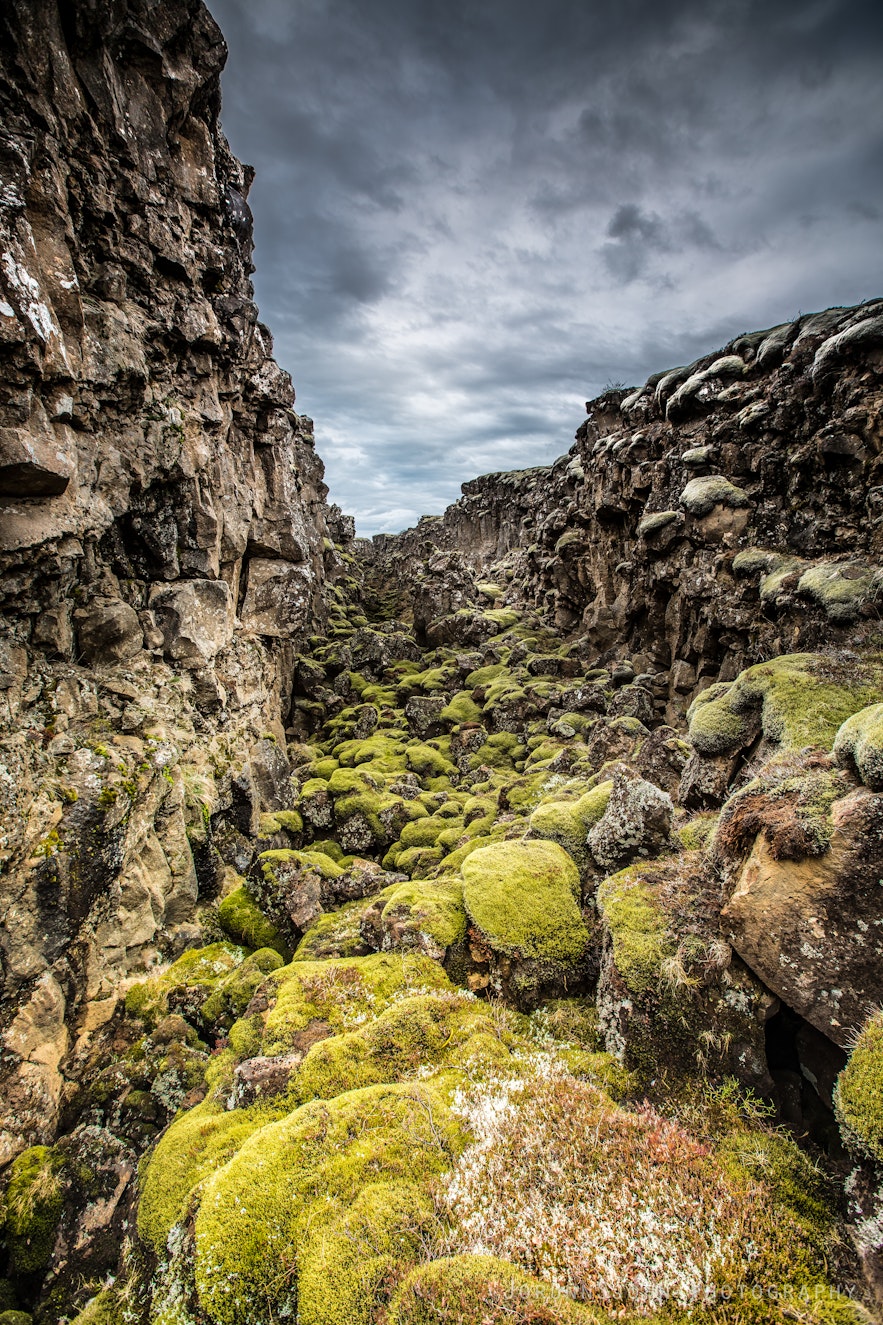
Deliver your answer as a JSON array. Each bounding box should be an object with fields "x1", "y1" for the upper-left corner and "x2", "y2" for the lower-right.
[
  {"x1": 362, "y1": 297, "x2": 883, "y2": 719},
  {"x1": 0, "y1": 0, "x2": 348, "y2": 1178}
]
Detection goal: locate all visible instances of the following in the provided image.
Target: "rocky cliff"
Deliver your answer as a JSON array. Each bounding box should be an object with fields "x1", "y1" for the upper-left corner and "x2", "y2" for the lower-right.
[
  {"x1": 362, "y1": 299, "x2": 883, "y2": 715},
  {"x1": 2, "y1": 3, "x2": 883, "y2": 1324},
  {"x1": 0, "y1": 0, "x2": 348, "y2": 1219}
]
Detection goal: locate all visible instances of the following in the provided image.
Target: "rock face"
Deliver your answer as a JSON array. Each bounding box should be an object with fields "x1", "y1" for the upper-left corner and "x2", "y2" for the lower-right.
[
  {"x1": 0, "y1": 0, "x2": 348, "y2": 1181},
  {"x1": 361, "y1": 297, "x2": 883, "y2": 718}
]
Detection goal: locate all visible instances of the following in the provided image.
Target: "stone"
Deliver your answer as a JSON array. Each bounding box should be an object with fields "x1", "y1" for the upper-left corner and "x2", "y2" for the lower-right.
[
  {"x1": 74, "y1": 597, "x2": 143, "y2": 664},
  {"x1": 587, "y1": 771, "x2": 674, "y2": 874},
  {"x1": 0, "y1": 423, "x2": 74, "y2": 496},
  {"x1": 148, "y1": 580, "x2": 233, "y2": 665},
  {"x1": 240, "y1": 558, "x2": 313, "y2": 637},
  {"x1": 721, "y1": 788, "x2": 883, "y2": 1047}
]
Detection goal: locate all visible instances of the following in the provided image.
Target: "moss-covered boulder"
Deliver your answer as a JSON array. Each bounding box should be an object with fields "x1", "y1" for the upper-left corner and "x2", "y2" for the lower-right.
[
  {"x1": 834, "y1": 1011, "x2": 883, "y2": 1163},
  {"x1": 596, "y1": 858, "x2": 770, "y2": 1085},
  {"x1": 527, "y1": 780, "x2": 612, "y2": 873},
  {"x1": 218, "y1": 884, "x2": 291, "y2": 958},
  {"x1": 833, "y1": 702, "x2": 883, "y2": 789},
  {"x1": 688, "y1": 654, "x2": 883, "y2": 759},
  {"x1": 461, "y1": 839, "x2": 589, "y2": 966}
]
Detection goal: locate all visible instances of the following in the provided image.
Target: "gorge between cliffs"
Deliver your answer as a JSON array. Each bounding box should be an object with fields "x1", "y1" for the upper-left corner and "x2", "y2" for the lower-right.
[{"x1": 1, "y1": 3, "x2": 883, "y2": 1324}]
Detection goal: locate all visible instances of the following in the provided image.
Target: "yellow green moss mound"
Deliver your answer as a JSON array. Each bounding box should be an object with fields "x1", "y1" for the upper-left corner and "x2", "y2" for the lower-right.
[
  {"x1": 217, "y1": 885, "x2": 290, "y2": 958},
  {"x1": 834, "y1": 1011, "x2": 883, "y2": 1163},
  {"x1": 528, "y1": 780, "x2": 612, "y2": 866},
  {"x1": 193, "y1": 1082, "x2": 465, "y2": 1325},
  {"x1": 461, "y1": 840, "x2": 589, "y2": 963},
  {"x1": 137, "y1": 1101, "x2": 264, "y2": 1253},
  {"x1": 2, "y1": 1144, "x2": 64, "y2": 1274},
  {"x1": 294, "y1": 991, "x2": 512, "y2": 1103},
  {"x1": 389, "y1": 1253, "x2": 598, "y2": 1324},
  {"x1": 688, "y1": 654, "x2": 883, "y2": 756}
]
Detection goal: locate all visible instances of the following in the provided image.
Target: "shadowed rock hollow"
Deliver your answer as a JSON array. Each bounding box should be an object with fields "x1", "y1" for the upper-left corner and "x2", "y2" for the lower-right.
[{"x1": 1, "y1": 2, "x2": 883, "y2": 1323}]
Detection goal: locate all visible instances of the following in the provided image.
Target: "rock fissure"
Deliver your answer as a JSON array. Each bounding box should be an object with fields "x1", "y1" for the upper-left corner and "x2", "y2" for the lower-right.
[{"x1": 1, "y1": 2, "x2": 882, "y2": 1322}]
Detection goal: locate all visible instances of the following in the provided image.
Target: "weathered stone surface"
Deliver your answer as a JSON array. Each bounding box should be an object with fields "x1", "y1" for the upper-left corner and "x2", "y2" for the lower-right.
[
  {"x1": 74, "y1": 597, "x2": 143, "y2": 664},
  {"x1": 241, "y1": 557, "x2": 314, "y2": 636},
  {"x1": 149, "y1": 579, "x2": 233, "y2": 664},
  {"x1": 722, "y1": 789, "x2": 883, "y2": 1046},
  {"x1": 587, "y1": 771, "x2": 674, "y2": 874}
]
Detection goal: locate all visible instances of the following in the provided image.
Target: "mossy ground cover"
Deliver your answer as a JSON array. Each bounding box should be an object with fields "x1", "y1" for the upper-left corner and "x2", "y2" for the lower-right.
[{"x1": 122, "y1": 616, "x2": 873, "y2": 1325}]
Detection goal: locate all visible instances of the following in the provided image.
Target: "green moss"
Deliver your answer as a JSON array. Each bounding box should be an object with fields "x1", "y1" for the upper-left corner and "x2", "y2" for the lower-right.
[
  {"x1": 440, "y1": 691, "x2": 482, "y2": 726},
  {"x1": 138, "y1": 1102, "x2": 265, "y2": 1253},
  {"x1": 834, "y1": 1010, "x2": 883, "y2": 1163},
  {"x1": 406, "y1": 742, "x2": 456, "y2": 778},
  {"x1": 688, "y1": 654, "x2": 883, "y2": 756},
  {"x1": 294, "y1": 895, "x2": 379, "y2": 961},
  {"x1": 68, "y1": 1290, "x2": 122, "y2": 1325},
  {"x1": 464, "y1": 663, "x2": 506, "y2": 688},
  {"x1": 380, "y1": 876, "x2": 467, "y2": 952},
  {"x1": 679, "y1": 474, "x2": 750, "y2": 516},
  {"x1": 309, "y1": 756, "x2": 339, "y2": 780},
  {"x1": 124, "y1": 942, "x2": 248, "y2": 1027},
  {"x1": 596, "y1": 866, "x2": 673, "y2": 997},
  {"x1": 3, "y1": 1145, "x2": 64, "y2": 1274},
  {"x1": 259, "y1": 808, "x2": 303, "y2": 836},
  {"x1": 833, "y1": 701, "x2": 883, "y2": 789},
  {"x1": 261, "y1": 847, "x2": 344, "y2": 882},
  {"x1": 193, "y1": 1082, "x2": 466, "y2": 1325},
  {"x1": 294, "y1": 991, "x2": 510, "y2": 1102},
  {"x1": 262, "y1": 953, "x2": 452, "y2": 1055},
  {"x1": 675, "y1": 812, "x2": 719, "y2": 851},
  {"x1": 218, "y1": 886, "x2": 290, "y2": 958},
  {"x1": 461, "y1": 839, "x2": 589, "y2": 963},
  {"x1": 200, "y1": 948, "x2": 286, "y2": 1029},
  {"x1": 528, "y1": 780, "x2": 613, "y2": 867},
  {"x1": 389, "y1": 1253, "x2": 596, "y2": 1324},
  {"x1": 797, "y1": 561, "x2": 879, "y2": 623}
]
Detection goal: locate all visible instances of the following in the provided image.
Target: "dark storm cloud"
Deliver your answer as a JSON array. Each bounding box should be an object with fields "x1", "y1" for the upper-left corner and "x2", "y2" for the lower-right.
[{"x1": 206, "y1": 0, "x2": 883, "y2": 534}]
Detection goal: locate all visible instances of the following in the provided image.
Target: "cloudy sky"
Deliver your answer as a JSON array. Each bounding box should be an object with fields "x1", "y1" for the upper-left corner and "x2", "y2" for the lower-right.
[{"x1": 207, "y1": 0, "x2": 883, "y2": 535}]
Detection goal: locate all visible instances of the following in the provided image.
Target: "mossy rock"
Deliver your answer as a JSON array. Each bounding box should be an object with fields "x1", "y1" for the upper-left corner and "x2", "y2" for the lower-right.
[
  {"x1": 797, "y1": 561, "x2": 880, "y2": 624},
  {"x1": 461, "y1": 840, "x2": 590, "y2": 964},
  {"x1": 596, "y1": 865, "x2": 672, "y2": 998},
  {"x1": 138, "y1": 1101, "x2": 266, "y2": 1253},
  {"x1": 688, "y1": 654, "x2": 883, "y2": 757},
  {"x1": 2, "y1": 1145, "x2": 65, "y2": 1274},
  {"x1": 262, "y1": 953, "x2": 452, "y2": 1056},
  {"x1": 834, "y1": 1010, "x2": 883, "y2": 1163},
  {"x1": 528, "y1": 780, "x2": 612, "y2": 869},
  {"x1": 124, "y1": 942, "x2": 249, "y2": 1027},
  {"x1": 379, "y1": 876, "x2": 468, "y2": 954},
  {"x1": 293, "y1": 895, "x2": 379, "y2": 961},
  {"x1": 218, "y1": 885, "x2": 291, "y2": 959},
  {"x1": 833, "y1": 702, "x2": 883, "y2": 789},
  {"x1": 680, "y1": 474, "x2": 750, "y2": 515},
  {"x1": 389, "y1": 1253, "x2": 596, "y2": 1323},
  {"x1": 193, "y1": 1082, "x2": 466, "y2": 1325},
  {"x1": 294, "y1": 991, "x2": 511, "y2": 1103}
]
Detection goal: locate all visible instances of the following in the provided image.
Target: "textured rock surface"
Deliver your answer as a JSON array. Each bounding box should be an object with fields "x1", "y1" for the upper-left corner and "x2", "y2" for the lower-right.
[
  {"x1": 0, "y1": 0, "x2": 346, "y2": 1186},
  {"x1": 1, "y1": 2, "x2": 883, "y2": 1322},
  {"x1": 361, "y1": 296, "x2": 883, "y2": 720}
]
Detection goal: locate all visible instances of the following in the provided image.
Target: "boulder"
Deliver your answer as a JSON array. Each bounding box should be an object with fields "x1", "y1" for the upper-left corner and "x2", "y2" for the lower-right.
[
  {"x1": 240, "y1": 558, "x2": 313, "y2": 637},
  {"x1": 587, "y1": 772, "x2": 674, "y2": 874},
  {"x1": 148, "y1": 579, "x2": 232, "y2": 664},
  {"x1": 75, "y1": 597, "x2": 143, "y2": 664},
  {"x1": 722, "y1": 788, "x2": 883, "y2": 1046}
]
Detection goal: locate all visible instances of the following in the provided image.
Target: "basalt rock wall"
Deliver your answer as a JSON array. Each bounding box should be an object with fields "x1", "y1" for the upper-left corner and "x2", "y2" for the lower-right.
[
  {"x1": 0, "y1": 0, "x2": 346, "y2": 1167},
  {"x1": 364, "y1": 299, "x2": 883, "y2": 713}
]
